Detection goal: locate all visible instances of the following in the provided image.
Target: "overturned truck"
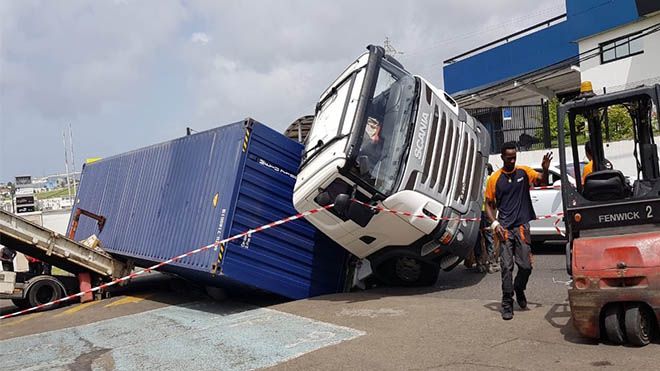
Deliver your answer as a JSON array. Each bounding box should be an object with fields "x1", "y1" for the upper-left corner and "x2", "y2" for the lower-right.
[{"x1": 293, "y1": 45, "x2": 490, "y2": 286}]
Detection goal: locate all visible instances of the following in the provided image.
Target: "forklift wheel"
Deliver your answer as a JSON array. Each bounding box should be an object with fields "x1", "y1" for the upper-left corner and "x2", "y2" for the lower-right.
[
  {"x1": 27, "y1": 278, "x2": 63, "y2": 310},
  {"x1": 603, "y1": 305, "x2": 626, "y2": 344},
  {"x1": 624, "y1": 304, "x2": 653, "y2": 347}
]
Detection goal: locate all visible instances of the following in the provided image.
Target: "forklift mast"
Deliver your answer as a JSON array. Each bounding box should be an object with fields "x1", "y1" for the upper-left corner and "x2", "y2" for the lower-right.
[{"x1": 557, "y1": 83, "x2": 660, "y2": 235}]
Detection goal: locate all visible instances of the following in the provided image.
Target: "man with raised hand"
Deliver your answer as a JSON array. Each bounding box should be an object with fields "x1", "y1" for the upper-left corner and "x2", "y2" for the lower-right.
[{"x1": 485, "y1": 142, "x2": 552, "y2": 320}]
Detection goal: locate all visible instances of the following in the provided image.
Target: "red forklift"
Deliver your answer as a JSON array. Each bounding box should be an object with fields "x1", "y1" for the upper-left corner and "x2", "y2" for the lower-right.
[{"x1": 559, "y1": 83, "x2": 660, "y2": 346}]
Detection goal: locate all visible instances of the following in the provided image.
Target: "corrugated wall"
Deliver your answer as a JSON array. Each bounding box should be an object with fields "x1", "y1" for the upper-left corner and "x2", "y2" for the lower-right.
[
  {"x1": 70, "y1": 120, "x2": 346, "y2": 299},
  {"x1": 72, "y1": 123, "x2": 244, "y2": 271},
  {"x1": 221, "y1": 123, "x2": 347, "y2": 298}
]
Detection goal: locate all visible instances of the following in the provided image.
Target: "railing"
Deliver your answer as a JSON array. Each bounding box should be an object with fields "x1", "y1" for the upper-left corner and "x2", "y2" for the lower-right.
[
  {"x1": 443, "y1": 14, "x2": 567, "y2": 65},
  {"x1": 468, "y1": 103, "x2": 551, "y2": 154}
]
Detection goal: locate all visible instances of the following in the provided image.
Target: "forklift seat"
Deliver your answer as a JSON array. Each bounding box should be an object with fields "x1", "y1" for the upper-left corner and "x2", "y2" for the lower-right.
[{"x1": 583, "y1": 170, "x2": 631, "y2": 201}]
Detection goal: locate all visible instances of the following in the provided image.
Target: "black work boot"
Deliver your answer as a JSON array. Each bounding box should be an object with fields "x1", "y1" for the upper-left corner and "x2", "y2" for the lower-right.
[
  {"x1": 501, "y1": 294, "x2": 514, "y2": 320},
  {"x1": 515, "y1": 289, "x2": 527, "y2": 309}
]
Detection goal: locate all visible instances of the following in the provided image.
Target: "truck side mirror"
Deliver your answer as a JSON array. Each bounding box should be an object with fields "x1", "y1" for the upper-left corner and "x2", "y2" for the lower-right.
[
  {"x1": 333, "y1": 194, "x2": 351, "y2": 215},
  {"x1": 333, "y1": 193, "x2": 375, "y2": 227}
]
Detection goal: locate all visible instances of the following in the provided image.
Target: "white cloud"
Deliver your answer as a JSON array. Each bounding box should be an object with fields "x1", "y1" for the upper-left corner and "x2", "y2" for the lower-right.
[
  {"x1": 1, "y1": 0, "x2": 189, "y2": 119},
  {"x1": 0, "y1": 0, "x2": 566, "y2": 180},
  {"x1": 190, "y1": 32, "x2": 211, "y2": 45},
  {"x1": 180, "y1": 0, "x2": 566, "y2": 131},
  {"x1": 191, "y1": 54, "x2": 333, "y2": 128}
]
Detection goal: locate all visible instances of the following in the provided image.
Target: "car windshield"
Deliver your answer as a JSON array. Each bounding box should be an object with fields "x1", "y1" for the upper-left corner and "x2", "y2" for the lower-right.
[{"x1": 354, "y1": 60, "x2": 416, "y2": 195}]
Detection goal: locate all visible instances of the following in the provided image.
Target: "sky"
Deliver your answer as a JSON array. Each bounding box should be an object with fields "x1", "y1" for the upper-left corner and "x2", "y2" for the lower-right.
[{"x1": 0, "y1": 0, "x2": 566, "y2": 183}]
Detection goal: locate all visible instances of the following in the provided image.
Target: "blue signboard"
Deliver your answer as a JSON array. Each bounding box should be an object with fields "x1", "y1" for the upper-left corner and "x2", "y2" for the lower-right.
[{"x1": 503, "y1": 107, "x2": 512, "y2": 121}]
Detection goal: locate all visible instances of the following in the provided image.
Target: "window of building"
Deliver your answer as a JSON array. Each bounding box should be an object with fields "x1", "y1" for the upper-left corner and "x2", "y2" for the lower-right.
[{"x1": 600, "y1": 32, "x2": 644, "y2": 64}]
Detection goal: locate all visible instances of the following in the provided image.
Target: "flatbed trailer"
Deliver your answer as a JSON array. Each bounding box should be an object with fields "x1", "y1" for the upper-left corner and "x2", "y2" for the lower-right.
[{"x1": 0, "y1": 209, "x2": 130, "y2": 310}]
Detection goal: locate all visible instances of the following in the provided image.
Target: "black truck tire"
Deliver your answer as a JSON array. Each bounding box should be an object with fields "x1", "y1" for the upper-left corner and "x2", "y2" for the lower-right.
[
  {"x1": 392, "y1": 256, "x2": 439, "y2": 286},
  {"x1": 11, "y1": 298, "x2": 30, "y2": 309},
  {"x1": 603, "y1": 304, "x2": 626, "y2": 344},
  {"x1": 26, "y1": 278, "x2": 63, "y2": 310},
  {"x1": 374, "y1": 256, "x2": 439, "y2": 287},
  {"x1": 624, "y1": 304, "x2": 653, "y2": 347}
]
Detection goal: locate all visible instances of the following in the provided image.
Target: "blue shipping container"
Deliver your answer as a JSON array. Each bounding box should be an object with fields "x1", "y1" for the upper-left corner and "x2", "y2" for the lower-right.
[{"x1": 69, "y1": 119, "x2": 347, "y2": 299}]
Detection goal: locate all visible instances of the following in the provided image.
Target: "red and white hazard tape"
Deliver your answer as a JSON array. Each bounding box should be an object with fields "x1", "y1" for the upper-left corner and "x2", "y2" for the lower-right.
[
  {"x1": 530, "y1": 185, "x2": 561, "y2": 191},
  {"x1": 0, "y1": 204, "x2": 335, "y2": 320},
  {"x1": 1, "y1": 199, "x2": 566, "y2": 320},
  {"x1": 554, "y1": 217, "x2": 565, "y2": 237},
  {"x1": 351, "y1": 199, "x2": 481, "y2": 222},
  {"x1": 352, "y1": 199, "x2": 563, "y2": 225}
]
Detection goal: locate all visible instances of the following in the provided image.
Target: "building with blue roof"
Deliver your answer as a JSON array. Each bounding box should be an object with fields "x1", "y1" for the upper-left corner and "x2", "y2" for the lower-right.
[{"x1": 443, "y1": 0, "x2": 660, "y2": 153}]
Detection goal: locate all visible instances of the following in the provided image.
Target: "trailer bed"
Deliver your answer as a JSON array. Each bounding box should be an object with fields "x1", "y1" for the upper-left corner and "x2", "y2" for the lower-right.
[{"x1": 0, "y1": 210, "x2": 128, "y2": 279}]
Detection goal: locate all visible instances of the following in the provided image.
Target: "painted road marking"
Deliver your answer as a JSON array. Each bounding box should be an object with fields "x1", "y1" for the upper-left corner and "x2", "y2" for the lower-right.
[
  {"x1": 3, "y1": 312, "x2": 44, "y2": 327},
  {"x1": 53, "y1": 300, "x2": 99, "y2": 318},
  {"x1": 104, "y1": 293, "x2": 152, "y2": 308},
  {"x1": 0, "y1": 301, "x2": 365, "y2": 370},
  {"x1": 337, "y1": 308, "x2": 406, "y2": 318}
]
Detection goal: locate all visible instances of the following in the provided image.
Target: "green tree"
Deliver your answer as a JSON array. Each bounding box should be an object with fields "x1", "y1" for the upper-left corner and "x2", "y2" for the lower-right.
[
  {"x1": 547, "y1": 97, "x2": 588, "y2": 147},
  {"x1": 547, "y1": 98, "x2": 637, "y2": 145},
  {"x1": 606, "y1": 104, "x2": 634, "y2": 141}
]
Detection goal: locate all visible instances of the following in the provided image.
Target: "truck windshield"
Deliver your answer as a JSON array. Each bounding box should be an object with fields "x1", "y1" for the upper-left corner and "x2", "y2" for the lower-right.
[
  {"x1": 304, "y1": 73, "x2": 358, "y2": 159},
  {"x1": 354, "y1": 60, "x2": 416, "y2": 196}
]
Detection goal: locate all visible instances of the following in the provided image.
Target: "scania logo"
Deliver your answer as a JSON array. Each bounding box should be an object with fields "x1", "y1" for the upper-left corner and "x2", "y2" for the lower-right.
[{"x1": 414, "y1": 112, "x2": 429, "y2": 160}]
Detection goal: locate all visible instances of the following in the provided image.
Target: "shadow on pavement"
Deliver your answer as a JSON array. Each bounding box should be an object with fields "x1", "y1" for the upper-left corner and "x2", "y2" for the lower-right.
[
  {"x1": 544, "y1": 302, "x2": 599, "y2": 345},
  {"x1": 104, "y1": 272, "x2": 289, "y2": 309},
  {"x1": 307, "y1": 265, "x2": 490, "y2": 305},
  {"x1": 483, "y1": 300, "x2": 543, "y2": 314},
  {"x1": 0, "y1": 271, "x2": 288, "y2": 320},
  {"x1": 531, "y1": 241, "x2": 566, "y2": 255}
]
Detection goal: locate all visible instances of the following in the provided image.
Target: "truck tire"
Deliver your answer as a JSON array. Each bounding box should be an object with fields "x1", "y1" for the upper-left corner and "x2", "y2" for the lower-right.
[
  {"x1": 392, "y1": 257, "x2": 438, "y2": 286},
  {"x1": 603, "y1": 305, "x2": 626, "y2": 344},
  {"x1": 373, "y1": 257, "x2": 439, "y2": 287},
  {"x1": 11, "y1": 298, "x2": 30, "y2": 309},
  {"x1": 624, "y1": 304, "x2": 652, "y2": 347},
  {"x1": 27, "y1": 278, "x2": 63, "y2": 310}
]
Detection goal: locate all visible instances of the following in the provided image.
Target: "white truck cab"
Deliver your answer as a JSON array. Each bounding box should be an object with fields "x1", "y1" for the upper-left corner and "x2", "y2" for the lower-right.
[{"x1": 294, "y1": 45, "x2": 490, "y2": 285}]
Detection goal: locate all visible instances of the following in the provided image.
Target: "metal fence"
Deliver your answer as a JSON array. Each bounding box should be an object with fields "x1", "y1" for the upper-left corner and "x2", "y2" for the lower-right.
[{"x1": 467, "y1": 103, "x2": 551, "y2": 154}]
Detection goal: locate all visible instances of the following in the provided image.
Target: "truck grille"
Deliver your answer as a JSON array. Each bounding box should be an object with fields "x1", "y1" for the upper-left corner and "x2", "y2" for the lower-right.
[{"x1": 416, "y1": 104, "x2": 481, "y2": 211}]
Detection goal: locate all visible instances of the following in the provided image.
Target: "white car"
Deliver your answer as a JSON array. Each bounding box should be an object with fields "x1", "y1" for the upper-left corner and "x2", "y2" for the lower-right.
[{"x1": 529, "y1": 162, "x2": 586, "y2": 241}]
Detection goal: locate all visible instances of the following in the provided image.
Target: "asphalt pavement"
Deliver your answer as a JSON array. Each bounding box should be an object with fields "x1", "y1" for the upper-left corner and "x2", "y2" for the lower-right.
[{"x1": 1, "y1": 244, "x2": 658, "y2": 370}]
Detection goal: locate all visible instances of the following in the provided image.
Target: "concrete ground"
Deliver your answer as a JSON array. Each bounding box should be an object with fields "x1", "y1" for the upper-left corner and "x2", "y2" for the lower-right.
[{"x1": 1, "y1": 244, "x2": 658, "y2": 370}]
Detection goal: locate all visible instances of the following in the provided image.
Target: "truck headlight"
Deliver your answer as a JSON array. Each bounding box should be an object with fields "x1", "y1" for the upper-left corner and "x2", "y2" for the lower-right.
[{"x1": 439, "y1": 211, "x2": 460, "y2": 245}]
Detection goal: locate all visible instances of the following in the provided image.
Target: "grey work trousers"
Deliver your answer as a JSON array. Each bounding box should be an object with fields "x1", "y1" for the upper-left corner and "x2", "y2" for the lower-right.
[{"x1": 499, "y1": 223, "x2": 533, "y2": 296}]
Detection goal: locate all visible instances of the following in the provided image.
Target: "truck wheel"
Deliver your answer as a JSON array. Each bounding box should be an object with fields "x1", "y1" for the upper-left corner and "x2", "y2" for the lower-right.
[
  {"x1": 393, "y1": 257, "x2": 438, "y2": 286},
  {"x1": 27, "y1": 279, "x2": 63, "y2": 310},
  {"x1": 624, "y1": 304, "x2": 652, "y2": 347},
  {"x1": 395, "y1": 257, "x2": 422, "y2": 284},
  {"x1": 11, "y1": 299, "x2": 30, "y2": 309},
  {"x1": 603, "y1": 305, "x2": 626, "y2": 344}
]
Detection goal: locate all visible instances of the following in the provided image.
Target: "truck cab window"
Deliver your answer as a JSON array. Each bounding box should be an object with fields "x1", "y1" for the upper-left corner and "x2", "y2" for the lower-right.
[{"x1": 355, "y1": 61, "x2": 415, "y2": 195}]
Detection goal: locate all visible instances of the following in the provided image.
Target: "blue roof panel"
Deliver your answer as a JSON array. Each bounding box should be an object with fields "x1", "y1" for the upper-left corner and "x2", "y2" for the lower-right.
[{"x1": 444, "y1": 0, "x2": 641, "y2": 95}]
